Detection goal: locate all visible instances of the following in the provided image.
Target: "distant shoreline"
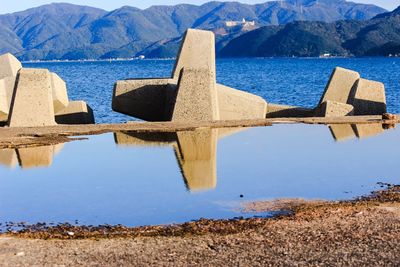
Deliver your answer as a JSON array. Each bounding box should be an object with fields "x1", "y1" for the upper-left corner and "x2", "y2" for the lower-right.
[{"x1": 22, "y1": 56, "x2": 400, "y2": 64}]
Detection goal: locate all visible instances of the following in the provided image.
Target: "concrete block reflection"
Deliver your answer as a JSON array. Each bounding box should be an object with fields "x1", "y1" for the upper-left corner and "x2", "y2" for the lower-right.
[
  {"x1": 114, "y1": 128, "x2": 225, "y2": 192},
  {"x1": 0, "y1": 144, "x2": 64, "y2": 169},
  {"x1": 329, "y1": 123, "x2": 387, "y2": 142}
]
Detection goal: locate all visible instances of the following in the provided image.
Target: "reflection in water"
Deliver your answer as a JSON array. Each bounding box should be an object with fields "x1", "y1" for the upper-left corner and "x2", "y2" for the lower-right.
[
  {"x1": 329, "y1": 123, "x2": 388, "y2": 142},
  {"x1": 0, "y1": 144, "x2": 64, "y2": 169},
  {"x1": 0, "y1": 123, "x2": 390, "y2": 183},
  {"x1": 114, "y1": 128, "x2": 229, "y2": 192}
]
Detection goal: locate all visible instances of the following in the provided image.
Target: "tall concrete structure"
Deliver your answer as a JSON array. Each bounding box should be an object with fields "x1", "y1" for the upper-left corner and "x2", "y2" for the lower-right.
[
  {"x1": 0, "y1": 53, "x2": 95, "y2": 126},
  {"x1": 113, "y1": 29, "x2": 267, "y2": 122}
]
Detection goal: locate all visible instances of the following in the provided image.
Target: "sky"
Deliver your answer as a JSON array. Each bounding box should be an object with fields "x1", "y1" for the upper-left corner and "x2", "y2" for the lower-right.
[{"x1": 0, "y1": 0, "x2": 398, "y2": 14}]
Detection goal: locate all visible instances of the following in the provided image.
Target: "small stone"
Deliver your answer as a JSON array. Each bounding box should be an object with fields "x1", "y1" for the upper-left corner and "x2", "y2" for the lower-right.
[{"x1": 15, "y1": 252, "x2": 25, "y2": 257}]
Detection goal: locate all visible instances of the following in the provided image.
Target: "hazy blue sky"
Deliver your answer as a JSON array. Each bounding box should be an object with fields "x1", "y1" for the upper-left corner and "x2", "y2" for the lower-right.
[{"x1": 0, "y1": 0, "x2": 398, "y2": 14}]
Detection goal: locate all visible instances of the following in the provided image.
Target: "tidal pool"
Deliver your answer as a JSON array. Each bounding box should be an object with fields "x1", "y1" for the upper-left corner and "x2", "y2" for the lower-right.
[{"x1": 0, "y1": 123, "x2": 398, "y2": 230}]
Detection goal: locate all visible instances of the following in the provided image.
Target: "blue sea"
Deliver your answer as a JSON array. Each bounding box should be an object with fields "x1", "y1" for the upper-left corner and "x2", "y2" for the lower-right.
[{"x1": 25, "y1": 58, "x2": 400, "y2": 123}]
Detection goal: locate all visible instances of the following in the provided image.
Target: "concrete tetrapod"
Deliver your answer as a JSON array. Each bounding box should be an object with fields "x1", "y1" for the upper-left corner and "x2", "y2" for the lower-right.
[
  {"x1": 8, "y1": 68, "x2": 57, "y2": 127},
  {"x1": 349, "y1": 78, "x2": 387, "y2": 116},
  {"x1": 319, "y1": 67, "x2": 360, "y2": 105},
  {"x1": 0, "y1": 53, "x2": 22, "y2": 80},
  {"x1": 51, "y1": 72, "x2": 69, "y2": 113},
  {"x1": 55, "y1": 101, "x2": 95, "y2": 125},
  {"x1": 314, "y1": 101, "x2": 354, "y2": 117},
  {"x1": 112, "y1": 29, "x2": 267, "y2": 122}
]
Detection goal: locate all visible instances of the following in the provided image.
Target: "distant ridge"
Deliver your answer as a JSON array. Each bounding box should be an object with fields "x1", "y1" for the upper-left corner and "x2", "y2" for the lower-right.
[
  {"x1": 219, "y1": 5, "x2": 400, "y2": 57},
  {"x1": 0, "y1": 1, "x2": 387, "y2": 60}
]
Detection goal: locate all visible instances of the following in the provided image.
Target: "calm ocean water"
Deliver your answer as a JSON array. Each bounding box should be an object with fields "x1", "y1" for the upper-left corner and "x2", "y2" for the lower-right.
[{"x1": 25, "y1": 58, "x2": 400, "y2": 123}]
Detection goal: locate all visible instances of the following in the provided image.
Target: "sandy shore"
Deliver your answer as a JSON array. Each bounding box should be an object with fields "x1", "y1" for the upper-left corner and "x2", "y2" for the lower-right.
[
  {"x1": 0, "y1": 185, "x2": 399, "y2": 266},
  {"x1": 0, "y1": 115, "x2": 397, "y2": 149}
]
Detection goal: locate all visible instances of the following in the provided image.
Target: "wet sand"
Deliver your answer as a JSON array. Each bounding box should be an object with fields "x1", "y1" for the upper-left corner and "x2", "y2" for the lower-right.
[{"x1": 0, "y1": 185, "x2": 399, "y2": 266}]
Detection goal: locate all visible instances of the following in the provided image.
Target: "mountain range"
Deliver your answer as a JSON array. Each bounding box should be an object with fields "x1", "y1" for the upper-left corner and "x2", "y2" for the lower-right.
[
  {"x1": 0, "y1": 0, "x2": 387, "y2": 60},
  {"x1": 220, "y1": 6, "x2": 400, "y2": 57}
]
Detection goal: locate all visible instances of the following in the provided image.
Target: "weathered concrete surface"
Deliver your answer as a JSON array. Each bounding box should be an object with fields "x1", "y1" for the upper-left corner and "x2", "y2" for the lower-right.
[
  {"x1": 319, "y1": 67, "x2": 360, "y2": 104},
  {"x1": 172, "y1": 68, "x2": 219, "y2": 122},
  {"x1": 172, "y1": 29, "x2": 216, "y2": 80},
  {"x1": 8, "y1": 68, "x2": 56, "y2": 127},
  {"x1": 50, "y1": 73, "x2": 69, "y2": 113},
  {"x1": 350, "y1": 78, "x2": 387, "y2": 116},
  {"x1": 329, "y1": 124, "x2": 356, "y2": 142},
  {"x1": 55, "y1": 101, "x2": 95, "y2": 125},
  {"x1": 315, "y1": 101, "x2": 354, "y2": 117},
  {"x1": 113, "y1": 79, "x2": 175, "y2": 121},
  {"x1": 0, "y1": 149, "x2": 18, "y2": 168},
  {"x1": 0, "y1": 76, "x2": 16, "y2": 121},
  {"x1": 0, "y1": 53, "x2": 22, "y2": 80},
  {"x1": 266, "y1": 104, "x2": 314, "y2": 118},
  {"x1": 218, "y1": 84, "x2": 267, "y2": 120},
  {"x1": 17, "y1": 146, "x2": 54, "y2": 169},
  {"x1": 174, "y1": 129, "x2": 217, "y2": 191}
]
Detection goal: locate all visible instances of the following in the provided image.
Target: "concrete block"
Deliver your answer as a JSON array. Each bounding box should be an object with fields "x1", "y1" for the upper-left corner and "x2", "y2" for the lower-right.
[
  {"x1": 174, "y1": 129, "x2": 217, "y2": 191},
  {"x1": 266, "y1": 104, "x2": 314, "y2": 118},
  {"x1": 172, "y1": 68, "x2": 219, "y2": 122},
  {"x1": 172, "y1": 29, "x2": 216, "y2": 80},
  {"x1": 51, "y1": 73, "x2": 69, "y2": 113},
  {"x1": 0, "y1": 76, "x2": 16, "y2": 121},
  {"x1": 319, "y1": 67, "x2": 360, "y2": 104},
  {"x1": 0, "y1": 53, "x2": 22, "y2": 80},
  {"x1": 329, "y1": 124, "x2": 356, "y2": 142},
  {"x1": 0, "y1": 80, "x2": 8, "y2": 121},
  {"x1": 350, "y1": 78, "x2": 386, "y2": 115},
  {"x1": 0, "y1": 149, "x2": 18, "y2": 168},
  {"x1": 8, "y1": 68, "x2": 56, "y2": 127},
  {"x1": 55, "y1": 101, "x2": 95, "y2": 125},
  {"x1": 217, "y1": 84, "x2": 267, "y2": 120},
  {"x1": 112, "y1": 78, "x2": 174, "y2": 121},
  {"x1": 315, "y1": 101, "x2": 354, "y2": 117},
  {"x1": 17, "y1": 146, "x2": 54, "y2": 169},
  {"x1": 352, "y1": 124, "x2": 384, "y2": 139}
]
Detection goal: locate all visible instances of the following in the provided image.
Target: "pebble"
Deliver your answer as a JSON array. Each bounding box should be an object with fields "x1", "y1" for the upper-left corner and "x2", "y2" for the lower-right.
[{"x1": 15, "y1": 252, "x2": 25, "y2": 257}]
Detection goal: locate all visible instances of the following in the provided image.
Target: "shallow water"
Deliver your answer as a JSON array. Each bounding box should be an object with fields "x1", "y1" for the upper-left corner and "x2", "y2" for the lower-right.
[
  {"x1": 25, "y1": 58, "x2": 400, "y2": 123},
  {"x1": 0, "y1": 123, "x2": 398, "y2": 229}
]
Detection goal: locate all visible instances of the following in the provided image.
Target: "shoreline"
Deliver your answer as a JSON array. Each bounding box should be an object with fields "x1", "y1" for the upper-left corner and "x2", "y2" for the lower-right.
[
  {"x1": 0, "y1": 185, "x2": 398, "y2": 265},
  {"x1": 21, "y1": 56, "x2": 400, "y2": 64}
]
